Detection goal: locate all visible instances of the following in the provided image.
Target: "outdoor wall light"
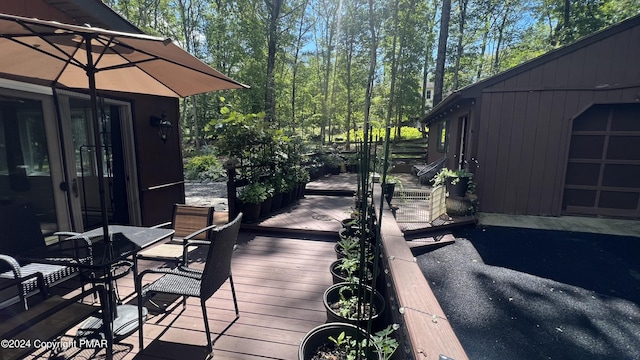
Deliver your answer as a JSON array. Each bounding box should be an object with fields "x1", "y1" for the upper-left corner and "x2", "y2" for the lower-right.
[{"x1": 150, "y1": 111, "x2": 172, "y2": 143}]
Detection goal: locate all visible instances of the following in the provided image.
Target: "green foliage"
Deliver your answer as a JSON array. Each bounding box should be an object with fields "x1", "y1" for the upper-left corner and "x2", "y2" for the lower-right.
[
  {"x1": 372, "y1": 325, "x2": 400, "y2": 360},
  {"x1": 238, "y1": 182, "x2": 268, "y2": 204},
  {"x1": 184, "y1": 155, "x2": 226, "y2": 182},
  {"x1": 432, "y1": 168, "x2": 474, "y2": 186},
  {"x1": 326, "y1": 325, "x2": 399, "y2": 360},
  {"x1": 336, "y1": 126, "x2": 423, "y2": 142}
]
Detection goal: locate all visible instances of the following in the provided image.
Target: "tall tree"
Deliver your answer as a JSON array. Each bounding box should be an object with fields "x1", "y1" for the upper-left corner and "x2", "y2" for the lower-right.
[
  {"x1": 265, "y1": 0, "x2": 284, "y2": 121},
  {"x1": 433, "y1": 0, "x2": 451, "y2": 105}
]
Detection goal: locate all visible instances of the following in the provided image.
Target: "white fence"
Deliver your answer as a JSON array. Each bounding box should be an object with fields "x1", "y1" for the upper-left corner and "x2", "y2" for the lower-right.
[{"x1": 392, "y1": 185, "x2": 446, "y2": 223}]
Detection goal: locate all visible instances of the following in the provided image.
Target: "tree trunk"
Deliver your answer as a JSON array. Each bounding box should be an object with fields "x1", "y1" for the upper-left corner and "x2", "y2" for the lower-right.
[
  {"x1": 452, "y1": 0, "x2": 467, "y2": 90},
  {"x1": 292, "y1": 0, "x2": 310, "y2": 135},
  {"x1": 433, "y1": 0, "x2": 451, "y2": 106},
  {"x1": 265, "y1": 0, "x2": 282, "y2": 122},
  {"x1": 385, "y1": 0, "x2": 400, "y2": 132}
]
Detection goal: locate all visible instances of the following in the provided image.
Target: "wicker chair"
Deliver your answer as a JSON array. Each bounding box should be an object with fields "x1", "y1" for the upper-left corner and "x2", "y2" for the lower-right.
[
  {"x1": 136, "y1": 204, "x2": 215, "y2": 264},
  {"x1": 414, "y1": 156, "x2": 447, "y2": 185},
  {"x1": 0, "y1": 204, "x2": 86, "y2": 310},
  {"x1": 136, "y1": 213, "x2": 242, "y2": 354}
]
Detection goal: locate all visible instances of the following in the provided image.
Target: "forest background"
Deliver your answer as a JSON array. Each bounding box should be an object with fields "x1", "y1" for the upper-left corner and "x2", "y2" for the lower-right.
[{"x1": 103, "y1": 0, "x2": 639, "y2": 152}]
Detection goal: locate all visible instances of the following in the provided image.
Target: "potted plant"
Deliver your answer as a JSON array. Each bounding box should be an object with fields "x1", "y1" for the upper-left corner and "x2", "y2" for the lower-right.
[
  {"x1": 324, "y1": 153, "x2": 343, "y2": 175},
  {"x1": 335, "y1": 236, "x2": 375, "y2": 260},
  {"x1": 259, "y1": 182, "x2": 275, "y2": 217},
  {"x1": 238, "y1": 182, "x2": 267, "y2": 223},
  {"x1": 298, "y1": 323, "x2": 380, "y2": 360},
  {"x1": 299, "y1": 323, "x2": 398, "y2": 360},
  {"x1": 324, "y1": 282, "x2": 386, "y2": 330},
  {"x1": 381, "y1": 175, "x2": 402, "y2": 205},
  {"x1": 330, "y1": 257, "x2": 378, "y2": 285},
  {"x1": 432, "y1": 168, "x2": 474, "y2": 197},
  {"x1": 270, "y1": 174, "x2": 287, "y2": 212},
  {"x1": 344, "y1": 153, "x2": 359, "y2": 173}
]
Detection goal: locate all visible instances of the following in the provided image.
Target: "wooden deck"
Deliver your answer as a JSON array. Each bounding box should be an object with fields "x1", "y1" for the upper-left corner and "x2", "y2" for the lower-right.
[
  {"x1": 4, "y1": 174, "x2": 474, "y2": 360},
  {"x1": 241, "y1": 195, "x2": 353, "y2": 235},
  {"x1": 15, "y1": 232, "x2": 337, "y2": 360}
]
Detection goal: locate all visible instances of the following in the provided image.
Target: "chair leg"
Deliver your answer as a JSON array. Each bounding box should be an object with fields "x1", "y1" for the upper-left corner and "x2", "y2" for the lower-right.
[
  {"x1": 229, "y1": 273, "x2": 239, "y2": 317},
  {"x1": 137, "y1": 287, "x2": 145, "y2": 350},
  {"x1": 201, "y1": 300, "x2": 213, "y2": 354}
]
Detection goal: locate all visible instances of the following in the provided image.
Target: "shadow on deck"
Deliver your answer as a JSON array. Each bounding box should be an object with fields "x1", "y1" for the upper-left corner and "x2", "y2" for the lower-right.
[{"x1": 7, "y1": 172, "x2": 470, "y2": 360}]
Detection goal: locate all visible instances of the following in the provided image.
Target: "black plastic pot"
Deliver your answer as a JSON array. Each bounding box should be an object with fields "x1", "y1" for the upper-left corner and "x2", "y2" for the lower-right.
[
  {"x1": 323, "y1": 282, "x2": 386, "y2": 331},
  {"x1": 381, "y1": 183, "x2": 396, "y2": 204},
  {"x1": 260, "y1": 196, "x2": 273, "y2": 217},
  {"x1": 241, "y1": 202, "x2": 261, "y2": 223},
  {"x1": 298, "y1": 323, "x2": 381, "y2": 360},
  {"x1": 446, "y1": 176, "x2": 470, "y2": 197},
  {"x1": 271, "y1": 192, "x2": 283, "y2": 212}
]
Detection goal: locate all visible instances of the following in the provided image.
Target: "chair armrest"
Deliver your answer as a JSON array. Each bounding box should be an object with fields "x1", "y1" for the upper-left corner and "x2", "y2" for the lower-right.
[
  {"x1": 182, "y1": 224, "x2": 217, "y2": 244},
  {"x1": 0, "y1": 254, "x2": 23, "y2": 278},
  {"x1": 53, "y1": 231, "x2": 81, "y2": 238}
]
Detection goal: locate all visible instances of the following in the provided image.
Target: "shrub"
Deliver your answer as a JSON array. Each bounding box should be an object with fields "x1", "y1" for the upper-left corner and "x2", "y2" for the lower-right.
[{"x1": 184, "y1": 155, "x2": 226, "y2": 182}]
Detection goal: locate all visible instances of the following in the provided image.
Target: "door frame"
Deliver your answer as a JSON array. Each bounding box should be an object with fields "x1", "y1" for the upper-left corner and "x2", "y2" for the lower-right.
[{"x1": 55, "y1": 89, "x2": 141, "y2": 230}]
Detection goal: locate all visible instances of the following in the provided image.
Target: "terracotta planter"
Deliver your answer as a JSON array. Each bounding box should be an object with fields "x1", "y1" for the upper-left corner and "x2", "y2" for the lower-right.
[{"x1": 298, "y1": 323, "x2": 381, "y2": 360}]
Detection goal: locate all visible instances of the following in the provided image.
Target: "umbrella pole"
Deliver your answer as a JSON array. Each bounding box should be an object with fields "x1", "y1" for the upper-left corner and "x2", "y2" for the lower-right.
[{"x1": 84, "y1": 36, "x2": 110, "y2": 244}]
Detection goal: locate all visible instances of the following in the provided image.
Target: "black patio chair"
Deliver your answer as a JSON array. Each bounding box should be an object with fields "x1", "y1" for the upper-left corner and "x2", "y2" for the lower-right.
[
  {"x1": 0, "y1": 203, "x2": 88, "y2": 310},
  {"x1": 136, "y1": 212, "x2": 242, "y2": 355},
  {"x1": 414, "y1": 156, "x2": 447, "y2": 185}
]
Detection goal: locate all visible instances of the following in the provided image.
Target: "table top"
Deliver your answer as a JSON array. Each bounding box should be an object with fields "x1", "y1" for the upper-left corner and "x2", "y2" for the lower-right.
[{"x1": 19, "y1": 225, "x2": 174, "y2": 270}]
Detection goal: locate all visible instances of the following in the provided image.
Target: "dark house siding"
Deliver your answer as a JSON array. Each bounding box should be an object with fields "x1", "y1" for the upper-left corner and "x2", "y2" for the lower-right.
[{"x1": 423, "y1": 15, "x2": 640, "y2": 218}]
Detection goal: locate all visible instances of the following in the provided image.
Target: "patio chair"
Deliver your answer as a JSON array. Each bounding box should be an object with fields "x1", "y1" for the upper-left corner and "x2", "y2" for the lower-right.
[
  {"x1": 137, "y1": 204, "x2": 215, "y2": 264},
  {"x1": 414, "y1": 156, "x2": 447, "y2": 185},
  {"x1": 0, "y1": 203, "x2": 87, "y2": 310},
  {"x1": 136, "y1": 213, "x2": 242, "y2": 354},
  {"x1": 0, "y1": 278, "x2": 113, "y2": 360}
]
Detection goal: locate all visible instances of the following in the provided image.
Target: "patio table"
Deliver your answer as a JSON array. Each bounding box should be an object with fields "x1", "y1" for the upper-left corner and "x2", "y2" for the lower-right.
[{"x1": 17, "y1": 225, "x2": 174, "y2": 340}]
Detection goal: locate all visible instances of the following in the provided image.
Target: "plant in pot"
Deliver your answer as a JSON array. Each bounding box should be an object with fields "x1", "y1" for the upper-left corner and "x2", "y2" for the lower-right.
[
  {"x1": 345, "y1": 153, "x2": 359, "y2": 173},
  {"x1": 259, "y1": 182, "x2": 275, "y2": 217},
  {"x1": 270, "y1": 174, "x2": 287, "y2": 212},
  {"x1": 299, "y1": 322, "x2": 398, "y2": 360},
  {"x1": 324, "y1": 153, "x2": 343, "y2": 175},
  {"x1": 295, "y1": 166, "x2": 310, "y2": 199},
  {"x1": 381, "y1": 175, "x2": 402, "y2": 205},
  {"x1": 335, "y1": 236, "x2": 375, "y2": 260},
  {"x1": 330, "y1": 257, "x2": 378, "y2": 285},
  {"x1": 432, "y1": 167, "x2": 474, "y2": 197},
  {"x1": 238, "y1": 182, "x2": 267, "y2": 223},
  {"x1": 323, "y1": 281, "x2": 386, "y2": 331}
]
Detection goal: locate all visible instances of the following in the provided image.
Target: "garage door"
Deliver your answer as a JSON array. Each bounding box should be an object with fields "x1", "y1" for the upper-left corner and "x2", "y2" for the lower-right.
[{"x1": 562, "y1": 103, "x2": 640, "y2": 218}]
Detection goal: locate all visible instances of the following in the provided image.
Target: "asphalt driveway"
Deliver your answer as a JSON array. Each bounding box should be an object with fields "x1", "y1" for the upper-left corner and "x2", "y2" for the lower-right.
[{"x1": 416, "y1": 225, "x2": 640, "y2": 360}]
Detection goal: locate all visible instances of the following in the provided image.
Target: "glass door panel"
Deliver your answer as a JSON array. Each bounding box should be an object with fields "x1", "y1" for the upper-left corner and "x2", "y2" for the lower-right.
[{"x1": 0, "y1": 96, "x2": 58, "y2": 233}]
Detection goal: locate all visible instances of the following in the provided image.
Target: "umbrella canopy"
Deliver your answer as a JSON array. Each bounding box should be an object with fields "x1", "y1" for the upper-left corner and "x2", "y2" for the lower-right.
[
  {"x1": 0, "y1": 12, "x2": 248, "y2": 241},
  {"x1": 0, "y1": 13, "x2": 248, "y2": 96}
]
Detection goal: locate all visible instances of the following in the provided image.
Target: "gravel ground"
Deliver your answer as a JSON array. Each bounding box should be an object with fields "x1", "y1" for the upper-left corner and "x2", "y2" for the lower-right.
[
  {"x1": 418, "y1": 226, "x2": 640, "y2": 360},
  {"x1": 184, "y1": 180, "x2": 229, "y2": 210}
]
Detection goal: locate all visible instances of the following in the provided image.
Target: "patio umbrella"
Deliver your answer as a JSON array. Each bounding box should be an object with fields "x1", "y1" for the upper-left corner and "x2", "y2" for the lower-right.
[{"x1": 0, "y1": 13, "x2": 248, "y2": 241}]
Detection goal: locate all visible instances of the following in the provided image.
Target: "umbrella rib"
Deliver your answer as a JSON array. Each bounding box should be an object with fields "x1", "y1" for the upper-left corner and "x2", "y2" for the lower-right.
[
  {"x1": 91, "y1": 36, "x2": 247, "y2": 92},
  {"x1": 9, "y1": 19, "x2": 88, "y2": 71}
]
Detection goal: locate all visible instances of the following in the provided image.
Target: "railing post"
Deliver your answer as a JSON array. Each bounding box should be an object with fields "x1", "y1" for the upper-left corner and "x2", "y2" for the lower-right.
[{"x1": 225, "y1": 158, "x2": 238, "y2": 219}]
